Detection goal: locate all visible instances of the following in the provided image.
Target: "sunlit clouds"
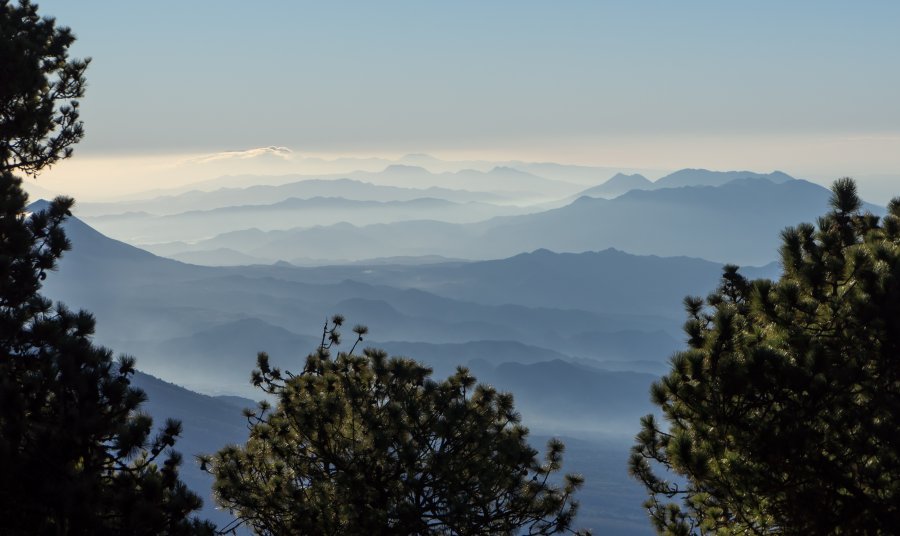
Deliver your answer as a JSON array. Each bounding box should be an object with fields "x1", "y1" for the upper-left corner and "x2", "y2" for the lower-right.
[
  {"x1": 188, "y1": 146, "x2": 294, "y2": 164},
  {"x1": 33, "y1": 132, "x2": 900, "y2": 205}
]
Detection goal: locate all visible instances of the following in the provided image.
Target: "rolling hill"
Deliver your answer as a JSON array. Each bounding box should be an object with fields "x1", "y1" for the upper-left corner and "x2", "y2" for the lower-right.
[{"x1": 148, "y1": 176, "x2": 873, "y2": 265}]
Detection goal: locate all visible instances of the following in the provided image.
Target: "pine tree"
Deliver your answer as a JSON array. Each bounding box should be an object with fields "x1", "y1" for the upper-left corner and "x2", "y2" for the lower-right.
[
  {"x1": 204, "y1": 317, "x2": 588, "y2": 535},
  {"x1": 630, "y1": 179, "x2": 900, "y2": 534},
  {"x1": 0, "y1": 177, "x2": 215, "y2": 534},
  {"x1": 0, "y1": 0, "x2": 89, "y2": 175},
  {"x1": 1, "y1": 1, "x2": 213, "y2": 533}
]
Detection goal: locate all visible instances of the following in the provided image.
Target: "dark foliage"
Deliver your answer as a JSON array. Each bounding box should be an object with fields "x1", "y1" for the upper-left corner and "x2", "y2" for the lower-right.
[
  {"x1": 0, "y1": 2, "x2": 213, "y2": 533},
  {"x1": 630, "y1": 179, "x2": 900, "y2": 534},
  {"x1": 204, "y1": 317, "x2": 588, "y2": 535},
  {"x1": 0, "y1": 0, "x2": 89, "y2": 175},
  {"x1": 0, "y1": 174, "x2": 216, "y2": 534}
]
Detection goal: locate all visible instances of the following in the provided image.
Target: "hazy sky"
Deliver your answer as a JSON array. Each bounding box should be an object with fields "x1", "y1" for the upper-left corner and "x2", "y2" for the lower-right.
[{"x1": 33, "y1": 1, "x2": 900, "y2": 200}]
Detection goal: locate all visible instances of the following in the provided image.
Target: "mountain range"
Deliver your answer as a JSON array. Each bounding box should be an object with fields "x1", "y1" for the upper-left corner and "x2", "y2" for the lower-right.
[
  {"x1": 76, "y1": 177, "x2": 515, "y2": 217},
  {"x1": 33, "y1": 209, "x2": 681, "y2": 532},
  {"x1": 573, "y1": 169, "x2": 795, "y2": 199},
  {"x1": 26, "y1": 165, "x2": 884, "y2": 535},
  {"x1": 34, "y1": 203, "x2": 738, "y2": 386},
  {"x1": 82, "y1": 196, "x2": 529, "y2": 244},
  {"x1": 137, "y1": 174, "x2": 879, "y2": 266}
]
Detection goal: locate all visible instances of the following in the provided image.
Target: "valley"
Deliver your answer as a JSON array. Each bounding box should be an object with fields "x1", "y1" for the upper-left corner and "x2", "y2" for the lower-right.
[{"x1": 34, "y1": 160, "x2": 876, "y2": 533}]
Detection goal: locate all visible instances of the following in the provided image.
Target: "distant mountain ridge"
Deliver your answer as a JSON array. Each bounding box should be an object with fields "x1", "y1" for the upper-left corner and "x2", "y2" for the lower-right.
[
  {"x1": 33, "y1": 201, "x2": 793, "y2": 533},
  {"x1": 26, "y1": 162, "x2": 884, "y2": 536},
  {"x1": 80, "y1": 194, "x2": 529, "y2": 245},
  {"x1": 142, "y1": 176, "x2": 882, "y2": 266},
  {"x1": 72, "y1": 167, "x2": 847, "y2": 266},
  {"x1": 75, "y1": 178, "x2": 513, "y2": 217},
  {"x1": 575, "y1": 168, "x2": 797, "y2": 199},
  {"x1": 655, "y1": 168, "x2": 795, "y2": 188},
  {"x1": 482, "y1": 178, "x2": 848, "y2": 265},
  {"x1": 131, "y1": 371, "x2": 246, "y2": 529},
  {"x1": 577, "y1": 173, "x2": 653, "y2": 198},
  {"x1": 34, "y1": 208, "x2": 775, "y2": 381},
  {"x1": 351, "y1": 164, "x2": 581, "y2": 197}
]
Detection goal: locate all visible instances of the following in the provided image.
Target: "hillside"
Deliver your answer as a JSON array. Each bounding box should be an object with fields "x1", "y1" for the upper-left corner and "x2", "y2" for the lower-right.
[{"x1": 146, "y1": 177, "x2": 873, "y2": 265}]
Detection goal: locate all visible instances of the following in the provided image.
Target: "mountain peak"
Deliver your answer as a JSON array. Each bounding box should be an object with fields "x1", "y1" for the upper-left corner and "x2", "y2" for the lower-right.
[
  {"x1": 656, "y1": 169, "x2": 796, "y2": 188},
  {"x1": 767, "y1": 170, "x2": 796, "y2": 183},
  {"x1": 603, "y1": 172, "x2": 652, "y2": 186},
  {"x1": 574, "y1": 173, "x2": 652, "y2": 199},
  {"x1": 25, "y1": 198, "x2": 53, "y2": 213}
]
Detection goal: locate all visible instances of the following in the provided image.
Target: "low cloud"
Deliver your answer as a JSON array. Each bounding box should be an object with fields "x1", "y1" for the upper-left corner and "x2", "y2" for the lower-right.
[{"x1": 189, "y1": 146, "x2": 294, "y2": 164}]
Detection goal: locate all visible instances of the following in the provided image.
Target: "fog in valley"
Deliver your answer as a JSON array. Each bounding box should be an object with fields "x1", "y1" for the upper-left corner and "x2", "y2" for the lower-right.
[
  {"x1": 11, "y1": 1, "x2": 898, "y2": 532},
  {"x1": 34, "y1": 158, "x2": 870, "y2": 533}
]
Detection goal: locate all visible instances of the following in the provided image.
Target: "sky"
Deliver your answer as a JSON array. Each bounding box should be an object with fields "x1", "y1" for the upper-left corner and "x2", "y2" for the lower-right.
[{"x1": 32, "y1": 1, "x2": 900, "y2": 202}]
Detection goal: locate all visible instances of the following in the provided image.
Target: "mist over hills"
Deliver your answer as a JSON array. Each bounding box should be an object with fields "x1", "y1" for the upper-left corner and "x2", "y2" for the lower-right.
[
  {"x1": 228, "y1": 247, "x2": 778, "y2": 316},
  {"x1": 479, "y1": 178, "x2": 849, "y2": 265},
  {"x1": 573, "y1": 169, "x2": 794, "y2": 199},
  {"x1": 654, "y1": 168, "x2": 795, "y2": 188},
  {"x1": 353, "y1": 164, "x2": 581, "y2": 196},
  {"x1": 167, "y1": 247, "x2": 269, "y2": 266},
  {"x1": 36, "y1": 205, "x2": 753, "y2": 390},
  {"x1": 34, "y1": 207, "x2": 674, "y2": 532},
  {"x1": 77, "y1": 177, "x2": 514, "y2": 217},
  {"x1": 76, "y1": 158, "x2": 595, "y2": 224},
  {"x1": 577, "y1": 173, "x2": 654, "y2": 198},
  {"x1": 131, "y1": 371, "x2": 247, "y2": 530},
  {"x1": 138, "y1": 154, "x2": 620, "y2": 197},
  {"x1": 27, "y1": 165, "x2": 872, "y2": 535},
  {"x1": 132, "y1": 367, "x2": 653, "y2": 534},
  {"x1": 471, "y1": 360, "x2": 656, "y2": 430},
  {"x1": 74, "y1": 165, "x2": 563, "y2": 246},
  {"x1": 140, "y1": 175, "x2": 878, "y2": 266},
  {"x1": 83, "y1": 196, "x2": 529, "y2": 244},
  {"x1": 72, "y1": 166, "x2": 887, "y2": 268}
]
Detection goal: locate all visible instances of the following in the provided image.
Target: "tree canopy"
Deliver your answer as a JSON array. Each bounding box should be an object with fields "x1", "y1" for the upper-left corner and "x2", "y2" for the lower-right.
[
  {"x1": 0, "y1": 186, "x2": 215, "y2": 534},
  {"x1": 630, "y1": 179, "x2": 900, "y2": 534},
  {"x1": 205, "y1": 317, "x2": 587, "y2": 535},
  {"x1": 0, "y1": 0, "x2": 89, "y2": 175},
  {"x1": 0, "y1": 1, "x2": 212, "y2": 533}
]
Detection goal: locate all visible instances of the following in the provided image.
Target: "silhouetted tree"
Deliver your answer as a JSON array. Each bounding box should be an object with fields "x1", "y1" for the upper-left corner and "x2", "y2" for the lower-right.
[
  {"x1": 0, "y1": 2, "x2": 213, "y2": 533},
  {"x1": 630, "y1": 179, "x2": 900, "y2": 534},
  {"x1": 0, "y1": 0, "x2": 89, "y2": 176},
  {"x1": 204, "y1": 317, "x2": 588, "y2": 535}
]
